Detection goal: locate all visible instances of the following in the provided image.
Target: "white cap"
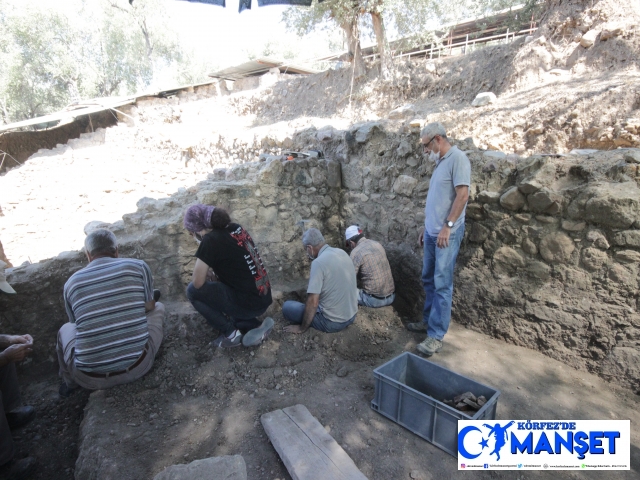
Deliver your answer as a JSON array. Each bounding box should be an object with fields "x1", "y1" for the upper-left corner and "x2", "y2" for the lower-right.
[
  {"x1": 345, "y1": 225, "x2": 362, "y2": 241},
  {"x1": 0, "y1": 260, "x2": 16, "y2": 294}
]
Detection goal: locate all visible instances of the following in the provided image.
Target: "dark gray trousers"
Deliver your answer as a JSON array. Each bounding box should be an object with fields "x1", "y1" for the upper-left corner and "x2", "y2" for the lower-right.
[{"x1": 0, "y1": 363, "x2": 22, "y2": 466}]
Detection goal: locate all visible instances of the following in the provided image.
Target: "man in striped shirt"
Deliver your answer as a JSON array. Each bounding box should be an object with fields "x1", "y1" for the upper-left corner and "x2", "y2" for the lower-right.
[{"x1": 56, "y1": 229, "x2": 164, "y2": 395}]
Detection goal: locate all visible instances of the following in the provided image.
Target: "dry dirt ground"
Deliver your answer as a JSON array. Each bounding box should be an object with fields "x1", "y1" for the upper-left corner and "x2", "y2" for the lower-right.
[
  {"x1": 9, "y1": 302, "x2": 640, "y2": 480},
  {"x1": 1, "y1": 2, "x2": 640, "y2": 478}
]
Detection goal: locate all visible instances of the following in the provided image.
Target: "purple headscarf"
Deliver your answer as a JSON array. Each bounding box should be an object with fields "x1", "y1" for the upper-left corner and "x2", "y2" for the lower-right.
[{"x1": 183, "y1": 204, "x2": 216, "y2": 233}]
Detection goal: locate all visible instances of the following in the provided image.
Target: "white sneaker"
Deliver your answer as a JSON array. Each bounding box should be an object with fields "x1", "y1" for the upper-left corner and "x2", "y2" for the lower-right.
[{"x1": 242, "y1": 317, "x2": 274, "y2": 347}]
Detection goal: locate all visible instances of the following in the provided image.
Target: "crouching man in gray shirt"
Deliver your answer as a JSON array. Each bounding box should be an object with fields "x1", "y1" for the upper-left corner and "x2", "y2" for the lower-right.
[{"x1": 283, "y1": 228, "x2": 358, "y2": 334}]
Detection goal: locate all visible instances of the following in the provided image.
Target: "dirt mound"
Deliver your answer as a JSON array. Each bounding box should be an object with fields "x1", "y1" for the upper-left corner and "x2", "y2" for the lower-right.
[{"x1": 224, "y1": 0, "x2": 640, "y2": 156}]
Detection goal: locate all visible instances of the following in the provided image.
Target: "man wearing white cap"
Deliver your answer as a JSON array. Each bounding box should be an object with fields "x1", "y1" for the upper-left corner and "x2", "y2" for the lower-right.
[
  {"x1": 0, "y1": 262, "x2": 37, "y2": 479},
  {"x1": 345, "y1": 226, "x2": 395, "y2": 308}
]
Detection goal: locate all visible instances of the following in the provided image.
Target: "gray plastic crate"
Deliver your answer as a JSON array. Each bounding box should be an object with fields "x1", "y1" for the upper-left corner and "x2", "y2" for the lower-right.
[{"x1": 371, "y1": 352, "x2": 500, "y2": 457}]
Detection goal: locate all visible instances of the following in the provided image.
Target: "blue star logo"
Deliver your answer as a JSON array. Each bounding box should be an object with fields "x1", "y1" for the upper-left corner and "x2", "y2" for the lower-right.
[{"x1": 479, "y1": 437, "x2": 489, "y2": 449}]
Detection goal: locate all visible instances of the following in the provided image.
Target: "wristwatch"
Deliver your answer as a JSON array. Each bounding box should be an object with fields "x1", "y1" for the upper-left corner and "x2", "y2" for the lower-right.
[{"x1": 445, "y1": 220, "x2": 454, "y2": 228}]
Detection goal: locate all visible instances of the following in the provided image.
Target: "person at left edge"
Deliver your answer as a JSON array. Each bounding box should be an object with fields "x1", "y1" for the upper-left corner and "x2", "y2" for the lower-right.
[
  {"x1": 0, "y1": 263, "x2": 37, "y2": 480},
  {"x1": 184, "y1": 204, "x2": 274, "y2": 348}
]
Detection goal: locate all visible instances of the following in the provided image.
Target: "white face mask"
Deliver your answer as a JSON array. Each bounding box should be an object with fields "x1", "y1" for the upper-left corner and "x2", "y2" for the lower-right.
[
  {"x1": 306, "y1": 246, "x2": 315, "y2": 261},
  {"x1": 429, "y1": 148, "x2": 440, "y2": 163}
]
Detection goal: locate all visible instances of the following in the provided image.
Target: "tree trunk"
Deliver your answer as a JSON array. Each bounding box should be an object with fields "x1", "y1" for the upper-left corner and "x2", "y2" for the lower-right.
[
  {"x1": 340, "y1": 18, "x2": 365, "y2": 78},
  {"x1": 370, "y1": 11, "x2": 389, "y2": 79}
]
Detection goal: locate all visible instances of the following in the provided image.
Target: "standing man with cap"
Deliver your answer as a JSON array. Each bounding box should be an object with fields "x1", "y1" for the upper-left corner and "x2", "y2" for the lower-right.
[
  {"x1": 345, "y1": 226, "x2": 395, "y2": 308},
  {"x1": 408, "y1": 122, "x2": 470, "y2": 357},
  {"x1": 0, "y1": 262, "x2": 37, "y2": 479}
]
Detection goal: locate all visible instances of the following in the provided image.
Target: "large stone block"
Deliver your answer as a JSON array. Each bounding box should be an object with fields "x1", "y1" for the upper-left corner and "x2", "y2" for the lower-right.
[
  {"x1": 499, "y1": 186, "x2": 526, "y2": 211},
  {"x1": 355, "y1": 121, "x2": 382, "y2": 143},
  {"x1": 471, "y1": 92, "x2": 497, "y2": 107},
  {"x1": 581, "y1": 247, "x2": 609, "y2": 271},
  {"x1": 258, "y1": 159, "x2": 283, "y2": 185},
  {"x1": 477, "y1": 191, "x2": 500, "y2": 204},
  {"x1": 518, "y1": 179, "x2": 542, "y2": 195},
  {"x1": 527, "y1": 188, "x2": 563, "y2": 214},
  {"x1": 615, "y1": 250, "x2": 640, "y2": 264},
  {"x1": 539, "y1": 233, "x2": 575, "y2": 264},
  {"x1": 493, "y1": 246, "x2": 525, "y2": 273},
  {"x1": 568, "y1": 182, "x2": 640, "y2": 228},
  {"x1": 469, "y1": 223, "x2": 490, "y2": 243},
  {"x1": 580, "y1": 29, "x2": 599, "y2": 48},
  {"x1": 608, "y1": 264, "x2": 636, "y2": 286},
  {"x1": 153, "y1": 455, "x2": 247, "y2": 480},
  {"x1": 525, "y1": 260, "x2": 551, "y2": 281},
  {"x1": 392, "y1": 175, "x2": 418, "y2": 196},
  {"x1": 396, "y1": 139, "x2": 413, "y2": 157},
  {"x1": 612, "y1": 230, "x2": 640, "y2": 247},
  {"x1": 341, "y1": 164, "x2": 363, "y2": 190}
]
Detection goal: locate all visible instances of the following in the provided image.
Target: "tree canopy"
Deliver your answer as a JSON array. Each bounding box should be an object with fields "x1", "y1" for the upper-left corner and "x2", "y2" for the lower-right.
[
  {"x1": 0, "y1": 0, "x2": 207, "y2": 124},
  {"x1": 283, "y1": 0, "x2": 537, "y2": 76}
]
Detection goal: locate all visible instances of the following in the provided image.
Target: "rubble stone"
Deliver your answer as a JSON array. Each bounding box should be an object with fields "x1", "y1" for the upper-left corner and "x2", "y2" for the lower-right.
[
  {"x1": 477, "y1": 191, "x2": 500, "y2": 204},
  {"x1": 539, "y1": 233, "x2": 575, "y2": 264},
  {"x1": 581, "y1": 248, "x2": 608, "y2": 271},
  {"x1": 471, "y1": 92, "x2": 497, "y2": 107},
  {"x1": 561, "y1": 220, "x2": 586, "y2": 232},
  {"x1": 389, "y1": 104, "x2": 416, "y2": 119},
  {"x1": 580, "y1": 29, "x2": 600, "y2": 48},
  {"x1": 518, "y1": 179, "x2": 542, "y2": 195},
  {"x1": 392, "y1": 175, "x2": 418, "y2": 196},
  {"x1": 499, "y1": 187, "x2": 526, "y2": 211}
]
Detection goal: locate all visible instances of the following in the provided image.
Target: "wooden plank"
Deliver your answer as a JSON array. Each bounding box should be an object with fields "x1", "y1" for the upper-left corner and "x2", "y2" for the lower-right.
[{"x1": 261, "y1": 404, "x2": 368, "y2": 480}]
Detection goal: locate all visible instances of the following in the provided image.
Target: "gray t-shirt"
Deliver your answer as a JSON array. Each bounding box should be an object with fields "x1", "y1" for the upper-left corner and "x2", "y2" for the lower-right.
[
  {"x1": 307, "y1": 244, "x2": 358, "y2": 323},
  {"x1": 424, "y1": 145, "x2": 471, "y2": 237}
]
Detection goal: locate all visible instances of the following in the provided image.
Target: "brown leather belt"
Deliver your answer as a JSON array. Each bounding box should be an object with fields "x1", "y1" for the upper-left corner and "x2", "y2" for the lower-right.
[
  {"x1": 370, "y1": 292, "x2": 395, "y2": 300},
  {"x1": 81, "y1": 346, "x2": 148, "y2": 379}
]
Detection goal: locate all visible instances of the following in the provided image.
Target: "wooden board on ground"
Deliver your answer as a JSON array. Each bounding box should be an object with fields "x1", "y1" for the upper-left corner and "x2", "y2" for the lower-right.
[{"x1": 261, "y1": 404, "x2": 368, "y2": 480}]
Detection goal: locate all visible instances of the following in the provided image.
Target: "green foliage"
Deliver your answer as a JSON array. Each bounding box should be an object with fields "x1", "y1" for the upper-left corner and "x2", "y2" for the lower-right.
[
  {"x1": 284, "y1": 0, "x2": 539, "y2": 52},
  {"x1": 0, "y1": 0, "x2": 204, "y2": 124}
]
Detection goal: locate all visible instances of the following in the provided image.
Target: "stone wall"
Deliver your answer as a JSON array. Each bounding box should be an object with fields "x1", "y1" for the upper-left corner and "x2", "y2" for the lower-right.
[
  {"x1": 286, "y1": 121, "x2": 640, "y2": 392},
  {"x1": 0, "y1": 158, "x2": 342, "y2": 367},
  {"x1": 2, "y1": 118, "x2": 639, "y2": 391}
]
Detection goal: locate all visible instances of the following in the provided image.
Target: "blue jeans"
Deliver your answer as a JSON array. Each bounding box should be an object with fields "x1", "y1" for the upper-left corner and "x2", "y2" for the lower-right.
[
  {"x1": 422, "y1": 226, "x2": 465, "y2": 340},
  {"x1": 186, "y1": 282, "x2": 268, "y2": 336},
  {"x1": 282, "y1": 300, "x2": 356, "y2": 333},
  {"x1": 358, "y1": 290, "x2": 395, "y2": 308}
]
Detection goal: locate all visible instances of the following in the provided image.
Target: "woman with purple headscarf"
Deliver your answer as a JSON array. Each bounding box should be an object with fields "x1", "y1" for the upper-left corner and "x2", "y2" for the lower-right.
[{"x1": 183, "y1": 204, "x2": 274, "y2": 348}]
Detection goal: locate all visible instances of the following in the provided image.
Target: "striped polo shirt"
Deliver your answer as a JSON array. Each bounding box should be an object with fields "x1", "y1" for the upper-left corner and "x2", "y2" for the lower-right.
[{"x1": 63, "y1": 257, "x2": 153, "y2": 373}]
